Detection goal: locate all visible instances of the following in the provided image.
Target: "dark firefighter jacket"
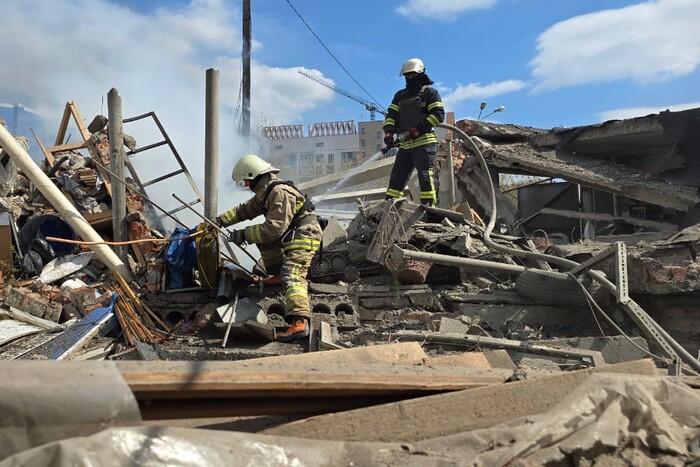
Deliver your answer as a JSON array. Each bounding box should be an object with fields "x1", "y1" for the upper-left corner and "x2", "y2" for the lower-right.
[{"x1": 383, "y1": 85, "x2": 445, "y2": 150}]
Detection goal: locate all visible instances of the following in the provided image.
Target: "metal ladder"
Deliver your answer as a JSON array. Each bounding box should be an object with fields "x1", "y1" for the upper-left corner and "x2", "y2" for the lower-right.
[{"x1": 122, "y1": 111, "x2": 204, "y2": 221}]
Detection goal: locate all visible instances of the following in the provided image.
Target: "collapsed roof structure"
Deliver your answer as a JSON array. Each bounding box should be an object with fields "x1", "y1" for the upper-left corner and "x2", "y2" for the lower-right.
[{"x1": 0, "y1": 102, "x2": 699, "y2": 465}]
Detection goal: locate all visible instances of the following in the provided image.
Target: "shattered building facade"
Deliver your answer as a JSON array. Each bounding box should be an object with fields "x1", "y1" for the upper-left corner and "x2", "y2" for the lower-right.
[{"x1": 1, "y1": 100, "x2": 700, "y2": 465}]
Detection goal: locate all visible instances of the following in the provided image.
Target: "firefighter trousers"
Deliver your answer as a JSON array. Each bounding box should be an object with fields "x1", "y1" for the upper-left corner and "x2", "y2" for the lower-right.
[
  {"x1": 258, "y1": 228, "x2": 321, "y2": 323},
  {"x1": 385, "y1": 143, "x2": 437, "y2": 206}
]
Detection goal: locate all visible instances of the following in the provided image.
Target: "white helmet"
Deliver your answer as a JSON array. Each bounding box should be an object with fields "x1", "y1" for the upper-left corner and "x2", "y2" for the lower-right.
[
  {"x1": 231, "y1": 154, "x2": 279, "y2": 182},
  {"x1": 400, "y1": 58, "x2": 425, "y2": 76}
]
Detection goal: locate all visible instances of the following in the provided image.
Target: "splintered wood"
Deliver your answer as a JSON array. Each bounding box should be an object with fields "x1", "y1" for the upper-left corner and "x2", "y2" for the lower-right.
[{"x1": 107, "y1": 273, "x2": 171, "y2": 346}]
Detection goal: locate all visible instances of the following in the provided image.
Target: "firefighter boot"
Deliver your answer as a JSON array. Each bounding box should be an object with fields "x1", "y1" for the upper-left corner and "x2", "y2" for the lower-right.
[{"x1": 276, "y1": 317, "x2": 310, "y2": 343}]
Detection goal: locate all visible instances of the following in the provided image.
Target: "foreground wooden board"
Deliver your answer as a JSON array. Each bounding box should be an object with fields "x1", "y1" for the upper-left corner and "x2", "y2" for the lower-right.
[
  {"x1": 263, "y1": 359, "x2": 657, "y2": 442},
  {"x1": 117, "y1": 360, "x2": 513, "y2": 399},
  {"x1": 251, "y1": 341, "x2": 428, "y2": 365}
]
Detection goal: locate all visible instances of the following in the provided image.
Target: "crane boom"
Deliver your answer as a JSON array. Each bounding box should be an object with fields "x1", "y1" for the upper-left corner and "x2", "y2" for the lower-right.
[{"x1": 298, "y1": 70, "x2": 386, "y2": 121}]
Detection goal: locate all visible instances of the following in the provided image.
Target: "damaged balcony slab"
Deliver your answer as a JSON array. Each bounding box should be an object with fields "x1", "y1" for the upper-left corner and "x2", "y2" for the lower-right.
[{"x1": 484, "y1": 143, "x2": 699, "y2": 212}]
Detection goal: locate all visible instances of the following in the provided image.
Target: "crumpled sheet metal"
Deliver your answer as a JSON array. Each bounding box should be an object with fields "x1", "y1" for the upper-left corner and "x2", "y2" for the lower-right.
[
  {"x1": 0, "y1": 361, "x2": 142, "y2": 459},
  {"x1": 1, "y1": 373, "x2": 698, "y2": 466},
  {"x1": 414, "y1": 373, "x2": 700, "y2": 466},
  {"x1": 0, "y1": 426, "x2": 427, "y2": 467}
]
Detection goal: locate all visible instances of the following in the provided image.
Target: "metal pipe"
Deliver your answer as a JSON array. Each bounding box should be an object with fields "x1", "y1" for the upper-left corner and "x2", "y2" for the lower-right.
[
  {"x1": 204, "y1": 68, "x2": 219, "y2": 220},
  {"x1": 0, "y1": 124, "x2": 133, "y2": 280},
  {"x1": 392, "y1": 245, "x2": 526, "y2": 275},
  {"x1": 108, "y1": 88, "x2": 128, "y2": 261}
]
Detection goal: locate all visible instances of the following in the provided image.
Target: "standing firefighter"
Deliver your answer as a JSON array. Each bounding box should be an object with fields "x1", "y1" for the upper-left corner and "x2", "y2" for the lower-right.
[
  {"x1": 216, "y1": 154, "x2": 322, "y2": 342},
  {"x1": 383, "y1": 58, "x2": 445, "y2": 206}
]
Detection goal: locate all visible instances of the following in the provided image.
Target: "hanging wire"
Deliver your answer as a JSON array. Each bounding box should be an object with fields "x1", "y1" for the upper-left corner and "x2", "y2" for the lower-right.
[{"x1": 285, "y1": 0, "x2": 385, "y2": 112}]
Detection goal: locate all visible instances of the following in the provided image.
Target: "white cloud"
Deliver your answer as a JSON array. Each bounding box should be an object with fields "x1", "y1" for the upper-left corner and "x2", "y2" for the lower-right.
[
  {"x1": 396, "y1": 0, "x2": 499, "y2": 20},
  {"x1": 597, "y1": 101, "x2": 700, "y2": 121},
  {"x1": 442, "y1": 79, "x2": 526, "y2": 110},
  {"x1": 0, "y1": 0, "x2": 334, "y2": 230},
  {"x1": 530, "y1": 0, "x2": 700, "y2": 90}
]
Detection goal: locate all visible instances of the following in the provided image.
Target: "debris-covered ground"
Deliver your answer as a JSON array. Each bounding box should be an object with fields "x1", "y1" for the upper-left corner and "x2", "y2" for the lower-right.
[{"x1": 1, "y1": 104, "x2": 699, "y2": 466}]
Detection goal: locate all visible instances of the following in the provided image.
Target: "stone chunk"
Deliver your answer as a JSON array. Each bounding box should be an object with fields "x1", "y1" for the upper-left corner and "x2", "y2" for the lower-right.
[{"x1": 4, "y1": 287, "x2": 62, "y2": 322}]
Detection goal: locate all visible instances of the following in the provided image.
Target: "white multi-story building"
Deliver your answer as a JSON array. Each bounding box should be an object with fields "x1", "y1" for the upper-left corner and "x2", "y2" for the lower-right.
[{"x1": 261, "y1": 120, "x2": 385, "y2": 184}]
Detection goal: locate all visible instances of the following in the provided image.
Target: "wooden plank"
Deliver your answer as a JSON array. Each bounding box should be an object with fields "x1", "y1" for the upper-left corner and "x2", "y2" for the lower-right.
[
  {"x1": 252, "y1": 342, "x2": 428, "y2": 366},
  {"x1": 263, "y1": 359, "x2": 657, "y2": 442},
  {"x1": 118, "y1": 361, "x2": 512, "y2": 399},
  {"x1": 31, "y1": 129, "x2": 56, "y2": 166},
  {"x1": 69, "y1": 101, "x2": 92, "y2": 141},
  {"x1": 45, "y1": 141, "x2": 88, "y2": 154},
  {"x1": 54, "y1": 102, "x2": 73, "y2": 145},
  {"x1": 423, "y1": 352, "x2": 492, "y2": 369}
]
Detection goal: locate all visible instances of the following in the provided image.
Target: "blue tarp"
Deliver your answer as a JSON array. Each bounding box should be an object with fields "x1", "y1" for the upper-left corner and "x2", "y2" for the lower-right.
[{"x1": 166, "y1": 227, "x2": 197, "y2": 289}]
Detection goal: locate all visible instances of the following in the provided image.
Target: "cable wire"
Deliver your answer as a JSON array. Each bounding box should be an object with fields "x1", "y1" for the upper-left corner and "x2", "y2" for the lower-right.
[{"x1": 285, "y1": 0, "x2": 385, "y2": 111}]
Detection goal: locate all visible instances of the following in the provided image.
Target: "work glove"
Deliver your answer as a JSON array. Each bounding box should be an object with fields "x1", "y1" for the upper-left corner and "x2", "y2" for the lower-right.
[
  {"x1": 229, "y1": 229, "x2": 246, "y2": 245},
  {"x1": 408, "y1": 127, "x2": 421, "y2": 139},
  {"x1": 383, "y1": 132, "x2": 395, "y2": 146}
]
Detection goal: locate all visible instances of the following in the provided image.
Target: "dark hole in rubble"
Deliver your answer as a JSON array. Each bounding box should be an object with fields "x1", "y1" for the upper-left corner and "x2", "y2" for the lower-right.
[
  {"x1": 335, "y1": 303, "x2": 355, "y2": 315},
  {"x1": 312, "y1": 304, "x2": 332, "y2": 314},
  {"x1": 267, "y1": 303, "x2": 285, "y2": 316},
  {"x1": 166, "y1": 311, "x2": 185, "y2": 325}
]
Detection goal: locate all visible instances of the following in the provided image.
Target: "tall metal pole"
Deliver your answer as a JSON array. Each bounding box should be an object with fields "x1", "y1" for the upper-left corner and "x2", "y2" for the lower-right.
[
  {"x1": 108, "y1": 88, "x2": 128, "y2": 262},
  {"x1": 205, "y1": 68, "x2": 220, "y2": 220},
  {"x1": 242, "y1": 0, "x2": 251, "y2": 144}
]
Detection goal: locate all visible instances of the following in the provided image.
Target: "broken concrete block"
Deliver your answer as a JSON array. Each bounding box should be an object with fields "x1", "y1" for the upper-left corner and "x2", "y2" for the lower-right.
[
  {"x1": 217, "y1": 297, "x2": 267, "y2": 325},
  {"x1": 309, "y1": 282, "x2": 349, "y2": 294},
  {"x1": 4, "y1": 287, "x2": 62, "y2": 322},
  {"x1": 439, "y1": 317, "x2": 470, "y2": 334},
  {"x1": 399, "y1": 310, "x2": 432, "y2": 324}
]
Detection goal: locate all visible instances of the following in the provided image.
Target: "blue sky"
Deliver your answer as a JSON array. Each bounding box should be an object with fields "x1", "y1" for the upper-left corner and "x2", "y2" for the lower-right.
[{"x1": 0, "y1": 0, "x2": 698, "y2": 212}]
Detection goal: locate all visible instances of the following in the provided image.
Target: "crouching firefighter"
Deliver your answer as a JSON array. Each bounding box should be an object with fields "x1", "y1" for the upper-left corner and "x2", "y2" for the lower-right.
[{"x1": 215, "y1": 154, "x2": 323, "y2": 343}]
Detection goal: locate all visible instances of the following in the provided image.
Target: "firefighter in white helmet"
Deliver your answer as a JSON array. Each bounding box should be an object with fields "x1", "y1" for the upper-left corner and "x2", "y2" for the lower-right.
[
  {"x1": 216, "y1": 154, "x2": 322, "y2": 342},
  {"x1": 383, "y1": 58, "x2": 445, "y2": 206}
]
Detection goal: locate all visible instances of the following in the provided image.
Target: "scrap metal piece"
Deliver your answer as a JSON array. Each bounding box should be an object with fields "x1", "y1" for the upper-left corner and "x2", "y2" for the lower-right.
[{"x1": 221, "y1": 293, "x2": 239, "y2": 348}]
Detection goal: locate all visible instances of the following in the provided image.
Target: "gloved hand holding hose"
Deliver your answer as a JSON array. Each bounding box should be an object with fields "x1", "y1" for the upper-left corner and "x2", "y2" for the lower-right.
[{"x1": 383, "y1": 132, "x2": 395, "y2": 146}]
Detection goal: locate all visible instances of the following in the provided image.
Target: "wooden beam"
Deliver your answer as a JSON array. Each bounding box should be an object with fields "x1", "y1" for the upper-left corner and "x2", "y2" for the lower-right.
[
  {"x1": 263, "y1": 359, "x2": 657, "y2": 442},
  {"x1": 46, "y1": 141, "x2": 88, "y2": 154},
  {"x1": 54, "y1": 102, "x2": 73, "y2": 145},
  {"x1": 118, "y1": 361, "x2": 512, "y2": 399}
]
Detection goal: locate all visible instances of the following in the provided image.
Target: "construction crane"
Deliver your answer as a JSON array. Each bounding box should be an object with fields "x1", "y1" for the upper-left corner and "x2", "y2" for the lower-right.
[{"x1": 298, "y1": 70, "x2": 386, "y2": 121}]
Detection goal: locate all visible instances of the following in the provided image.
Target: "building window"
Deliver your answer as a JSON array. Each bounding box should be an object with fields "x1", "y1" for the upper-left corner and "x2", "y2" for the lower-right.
[
  {"x1": 377, "y1": 144, "x2": 381, "y2": 151},
  {"x1": 328, "y1": 153, "x2": 334, "y2": 163},
  {"x1": 377, "y1": 132, "x2": 382, "y2": 139},
  {"x1": 316, "y1": 154, "x2": 324, "y2": 163},
  {"x1": 361, "y1": 139, "x2": 365, "y2": 147},
  {"x1": 315, "y1": 142, "x2": 324, "y2": 147},
  {"x1": 301, "y1": 153, "x2": 314, "y2": 165},
  {"x1": 361, "y1": 127, "x2": 366, "y2": 134},
  {"x1": 326, "y1": 165, "x2": 335, "y2": 174},
  {"x1": 286, "y1": 154, "x2": 297, "y2": 165},
  {"x1": 275, "y1": 144, "x2": 283, "y2": 150}
]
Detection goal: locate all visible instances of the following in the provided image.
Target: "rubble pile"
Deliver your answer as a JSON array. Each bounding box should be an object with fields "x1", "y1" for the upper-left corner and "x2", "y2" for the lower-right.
[{"x1": 1, "y1": 106, "x2": 699, "y2": 465}]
